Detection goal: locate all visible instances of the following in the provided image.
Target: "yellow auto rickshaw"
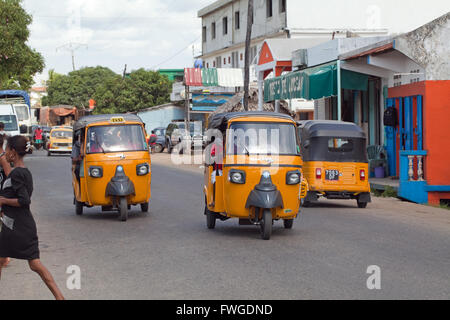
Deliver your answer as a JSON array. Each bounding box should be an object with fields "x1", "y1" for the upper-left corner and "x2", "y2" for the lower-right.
[
  {"x1": 297, "y1": 120, "x2": 371, "y2": 208},
  {"x1": 72, "y1": 114, "x2": 151, "y2": 221},
  {"x1": 204, "y1": 112, "x2": 307, "y2": 240}
]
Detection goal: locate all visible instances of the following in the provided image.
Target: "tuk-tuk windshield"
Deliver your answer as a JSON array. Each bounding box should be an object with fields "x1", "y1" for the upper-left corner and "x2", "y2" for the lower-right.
[
  {"x1": 87, "y1": 125, "x2": 147, "y2": 154},
  {"x1": 227, "y1": 122, "x2": 299, "y2": 156}
]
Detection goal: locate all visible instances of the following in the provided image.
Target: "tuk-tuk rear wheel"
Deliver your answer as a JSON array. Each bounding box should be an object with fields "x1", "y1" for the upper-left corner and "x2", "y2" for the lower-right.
[
  {"x1": 119, "y1": 197, "x2": 128, "y2": 222},
  {"x1": 260, "y1": 209, "x2": 273, "y2": 240},
  {"x1": 205, "y1": 206, "x2": 216, "y2": 230},
  {"x1": 141, "y1": 203, "x2": 149, "y2": 213},
  {"x1": 283, "y1": 219, "x2": 294, "y2": 229},
  {"x1": 75, "y1": 201, "x2": 83, "y2": 216},
  {"x1": 357, "y1": 201, "x2": 368, "y2": 209}
]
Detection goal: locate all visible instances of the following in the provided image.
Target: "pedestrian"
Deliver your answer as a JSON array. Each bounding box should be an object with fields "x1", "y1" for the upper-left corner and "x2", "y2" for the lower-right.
[
  {"x1": 34, "y1": 126, "x2": 43, "y2": 150},
  {"x1": 149, "y1": 131, "x2": 158, "y2": 153},
  {"x1": 0, "y1": 133, "x2": 11, "y2": 268},
  {"x1": 0, "y1": 136, "x2": 65, "y2": 300}
]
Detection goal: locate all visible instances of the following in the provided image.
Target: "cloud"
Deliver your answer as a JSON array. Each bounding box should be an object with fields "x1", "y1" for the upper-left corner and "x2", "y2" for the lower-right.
[{"x1": 23, "y1": 0, "x2": 210, "y2": 82}]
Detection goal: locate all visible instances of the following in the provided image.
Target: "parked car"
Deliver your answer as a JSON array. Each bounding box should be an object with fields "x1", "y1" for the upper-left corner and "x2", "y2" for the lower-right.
[
  {"x1": 152, "y1": 127, "x2": 167, "y2": 153},
  {"x1": 165, "y1": 121, "x2": 204, "y2": 154}
]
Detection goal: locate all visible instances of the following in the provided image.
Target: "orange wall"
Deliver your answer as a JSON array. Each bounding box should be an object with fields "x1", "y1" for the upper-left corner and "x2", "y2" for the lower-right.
[
  {"x1": 423, "y1": 81, "x2": 450, "y2": 186},
  {"x1": 388, "y1": 80, "x2": 450, "y2": 195}
]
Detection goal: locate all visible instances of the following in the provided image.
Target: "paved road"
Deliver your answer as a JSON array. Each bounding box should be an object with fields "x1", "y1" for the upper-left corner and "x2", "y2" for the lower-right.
[{"x1": 0, "y1": 151, "x2": 449, "y2": 300}]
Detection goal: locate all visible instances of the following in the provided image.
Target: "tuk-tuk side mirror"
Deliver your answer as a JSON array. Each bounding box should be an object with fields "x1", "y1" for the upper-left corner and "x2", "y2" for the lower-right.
[{"x1": 304, "y1": 140, "x2": 311, "y2": 149}]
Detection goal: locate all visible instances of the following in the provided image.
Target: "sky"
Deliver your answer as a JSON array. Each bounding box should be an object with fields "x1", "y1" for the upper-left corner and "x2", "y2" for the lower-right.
[
  {"x1": 23, "y1": 0, "x2": 450, "y2": 85},
  {"x1": 23, "y1": 0, "x2": 211, "y2": 84}
]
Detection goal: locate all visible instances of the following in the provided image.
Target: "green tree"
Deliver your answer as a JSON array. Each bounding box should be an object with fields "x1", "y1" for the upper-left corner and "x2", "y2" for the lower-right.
[
  {"x1": 43, "y1": 66, "x2": 120, "y2": 107},
  {"x1": 93, "y1": 68, "x2": 172, "y2": 114},
  {"x1": 0, "y1": 0, "x2": 44, "y2": 90}
]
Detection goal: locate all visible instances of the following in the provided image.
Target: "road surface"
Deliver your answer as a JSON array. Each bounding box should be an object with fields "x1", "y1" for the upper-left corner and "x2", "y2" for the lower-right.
[{"x1": 0, "y1": 151, "x2": 449, "y2": 300}]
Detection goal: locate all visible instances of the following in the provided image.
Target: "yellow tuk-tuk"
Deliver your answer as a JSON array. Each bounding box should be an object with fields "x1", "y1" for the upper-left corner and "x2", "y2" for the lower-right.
[
  {"x1": 204, "y1": 112, "x2": 306, "y2": 240},
  {"x1": 72, "y1": 114, "x2": 151, "y2": 221},
  {"x1": 297, "y1": 120, "x2": 371, "y2": 208}
]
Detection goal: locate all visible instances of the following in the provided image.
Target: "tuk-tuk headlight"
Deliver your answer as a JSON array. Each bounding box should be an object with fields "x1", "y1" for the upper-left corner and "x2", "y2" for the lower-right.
[
  {"x1": 229, "y1": 170, "x2": 246, "y2": 184},
  {"x1": 137, "y1": 163, "x2": 150, "y2": 176},
  {"x1": 89, "y1": 167, "x2": 103, "y2": 178},
  {"x1": 286, "y1": 171, "x2": 301, "y2": 185}
]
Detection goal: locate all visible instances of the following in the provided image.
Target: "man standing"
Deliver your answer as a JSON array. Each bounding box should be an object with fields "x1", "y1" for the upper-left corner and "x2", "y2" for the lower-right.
[{"x1": 34, "y1": 126, "x2": 43, "y2": 150}]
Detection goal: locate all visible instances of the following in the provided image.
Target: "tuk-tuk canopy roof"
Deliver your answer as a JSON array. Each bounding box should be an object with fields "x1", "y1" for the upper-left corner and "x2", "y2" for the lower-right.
[
  {"x1": 208, "y1": 112, "x2": 294, "y2": 130},
  {"x1": 73, "y1": 114, "x2": 143, "y2": 131},
  {"x1": 297, "y1": 120, "x2": 366, "y2": 140}
]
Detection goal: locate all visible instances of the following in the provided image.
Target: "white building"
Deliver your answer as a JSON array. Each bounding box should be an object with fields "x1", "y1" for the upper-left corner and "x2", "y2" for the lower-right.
[{"x1": 198, "y1": 0, "x2": 450, "y2": 77}]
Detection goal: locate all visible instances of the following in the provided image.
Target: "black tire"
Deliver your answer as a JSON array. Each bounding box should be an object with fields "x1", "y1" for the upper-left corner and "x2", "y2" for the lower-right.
[
  {"x1": 119, "y1": 197, "x2": 128, "y2": 222},
  {"x1": 302, "y1": 200, "x2": 312, "y2": 208},
  {"x1": 205, "y1": 206, "x2": 216, "y2": 230},
  {"x1": 357, "y1": 201, "x2": 368, "y2": 209},
  {"x1": 47, "y1": 151, "x2": 51, "y2": 157},
  {"x1": 260, "y1": 209, "x2": 273, "y2": 240},
  {"x1": 284, "y1": 219, "x2": 294, "y2": 229},
  {"x1": 75, "y1": 200, "x2": 83, "y2": 216},
  {"x1": 154, "y1": 144, "x2": 164, "y2": 153},
  {"x1": 141, "y1": 202, "x2": 149, "y2": 213}
]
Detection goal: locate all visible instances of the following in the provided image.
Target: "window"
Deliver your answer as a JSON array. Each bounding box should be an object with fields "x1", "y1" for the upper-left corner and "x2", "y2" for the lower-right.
[
  {"x1": 211, "y1": 22, "x2": 216, "y2": 39},
  {"x1": 223, "y1": 17, "x2": 228, "y2": 35},
  {"x1": 213, "y1": 61, "x2": 216, "y2": 67},
  {"x1": 266, "y1": 0, "x2": 273, "y2": 18},
  {"x1": 328, "y1": 139, "x2": 354, "y2": 153},
  {"x1": 202, "y1": 26, "x2": 207, "y2": 43},
  {"x1": 215, "y1": 56, "x2": 222, "y2": 68},
  {"x1": 0, "y1": 115, "x2": 18, "y2": 132},
  {"x1": 279, "y1": 0, "x2": 286, "y2": 13},
  {"x1": 224, "y1": 57, "x2": 226, "y2": 65},
  {"x1": 228, "y1": 56, "x2": 231, "y2": 64},
  {"x1": 240, "y1": 53, "x2": 243, "y2": 61},
  {"x1": 235, "y1": 11, "x2": 240, "y2": 30}
]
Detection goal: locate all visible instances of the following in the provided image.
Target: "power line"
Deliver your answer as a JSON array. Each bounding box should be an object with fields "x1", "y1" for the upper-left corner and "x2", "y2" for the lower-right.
[{"x1": 150, "y1": 36, "x2": 201, "y2": 70}]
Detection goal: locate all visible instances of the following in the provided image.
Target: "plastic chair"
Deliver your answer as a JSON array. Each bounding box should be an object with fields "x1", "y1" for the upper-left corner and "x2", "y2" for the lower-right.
[{"x1": 367, "y1": 145, "x2": 389, "y2": 177}]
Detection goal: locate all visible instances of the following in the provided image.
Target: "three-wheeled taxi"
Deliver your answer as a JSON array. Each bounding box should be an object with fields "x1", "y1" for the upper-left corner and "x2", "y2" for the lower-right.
[
  {"x1": 72, "y1": 114, "x2": 151, "y2": 221},
  {"x1": 297, "y1": 120, "x2": 371, "y2": 208},
  {"x1": 204, "y1": 112, "x2": 306, "y2": 240}
]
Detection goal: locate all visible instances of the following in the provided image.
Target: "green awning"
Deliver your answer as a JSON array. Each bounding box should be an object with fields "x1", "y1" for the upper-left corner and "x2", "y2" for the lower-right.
[{"x1": 264, "y1": 62, "x2": 369, "y2": 102}]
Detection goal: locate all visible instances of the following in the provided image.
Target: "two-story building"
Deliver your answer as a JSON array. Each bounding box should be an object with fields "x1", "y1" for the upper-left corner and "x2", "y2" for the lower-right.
[{"x1": 198, "y1": 0, "x2": 390, "y2": 78}]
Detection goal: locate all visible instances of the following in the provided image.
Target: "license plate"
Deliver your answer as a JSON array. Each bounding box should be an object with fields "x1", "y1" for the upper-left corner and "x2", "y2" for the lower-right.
[{"x1": 326, "y1": 170, "x2": 340, "y2": 181}]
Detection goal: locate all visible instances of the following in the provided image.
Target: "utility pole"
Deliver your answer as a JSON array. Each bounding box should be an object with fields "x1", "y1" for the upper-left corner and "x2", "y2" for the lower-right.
[
  {"x1": 243, "y1": 0, "x2": 254, "y2": 111},
  {"x1": 56, "y1": 42, "x2": 88, "y2": 71},
  {"x1": 123, "y1": 64, "x2": 128, "y2": 79}
]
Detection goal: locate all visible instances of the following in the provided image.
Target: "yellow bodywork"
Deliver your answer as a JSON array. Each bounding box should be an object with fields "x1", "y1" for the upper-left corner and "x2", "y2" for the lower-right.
[
  {"x1": 204, "y1": 116, "x2": 304, "y2": 221},
  {"x1": 48, "y1": 127, "x2": 73, "y2": 153},
  {"x1": 303, "y1": 161, "x2": 370, "y2": 195},
  {"x1": 73, "y1": 119, "x2": 151, "y2": 207}
]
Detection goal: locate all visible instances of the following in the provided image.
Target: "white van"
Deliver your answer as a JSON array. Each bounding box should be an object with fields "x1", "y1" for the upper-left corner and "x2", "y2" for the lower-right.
[{"x1": 0, "y1": 104, "x2": 21, "y2": 137}]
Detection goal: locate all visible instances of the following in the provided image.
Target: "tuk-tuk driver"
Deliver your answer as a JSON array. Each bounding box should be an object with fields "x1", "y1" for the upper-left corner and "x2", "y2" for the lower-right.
[{"x1": 71, "y1": 132, "x2": 84, "y2": 185}]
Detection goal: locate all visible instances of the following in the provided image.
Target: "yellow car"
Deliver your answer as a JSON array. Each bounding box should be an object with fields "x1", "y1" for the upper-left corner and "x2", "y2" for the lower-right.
[{"x1": 48, "y1": 126, "x2": 73, "y2": 156}]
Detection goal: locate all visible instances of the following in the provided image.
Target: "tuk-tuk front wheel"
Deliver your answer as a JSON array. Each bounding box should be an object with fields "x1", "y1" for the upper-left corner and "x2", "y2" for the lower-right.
[
  {"x1": 260, "y1": 209, "x2": 273, "y2": 240},
  {"x1": 118, "y1": 197, "x2": 128, "y2": 222}
]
